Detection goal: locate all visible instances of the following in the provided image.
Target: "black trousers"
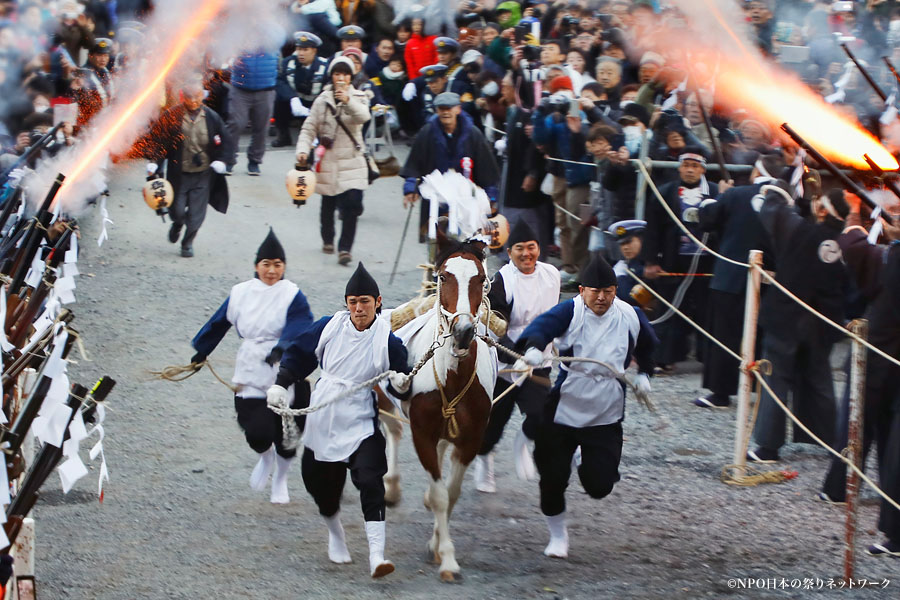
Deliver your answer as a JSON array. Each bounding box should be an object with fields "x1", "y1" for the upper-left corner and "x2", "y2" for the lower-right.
[
  {"x1": 301, "y1": 428, "x2": 388, "y2": 522},
  {"x1": 479, "y1": 367, "x2": 551, "y2": 455},
  {"x1": 652, "y1": 257, "x2": 710, "y2": 366},
  {"x1": 320, "y1": 189, "x2": 363, "y2": 253},
  {"x1": 234, "y1": 381, "x2": 310, "y2": 459},
  {"x1": 754, "y1": 336, "x2": 836, "y2": 451},
  {"x1": 171, "y1": 170, "x2": 210, "y2": 249},
  {"x1": 822, "y1": 360, "x2": 900, "y2": 543},
  {"x1": 702, "y1": 289, "x2": 744, "y2": 397},
  {"x1": 533, "y1": 395, "x2": 623, "y2": 516}
]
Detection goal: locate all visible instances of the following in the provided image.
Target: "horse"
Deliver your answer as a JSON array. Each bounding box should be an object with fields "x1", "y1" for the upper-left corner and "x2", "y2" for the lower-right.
[{"x1": 378, "y1": 233, "x2": 496, "y2": 582}]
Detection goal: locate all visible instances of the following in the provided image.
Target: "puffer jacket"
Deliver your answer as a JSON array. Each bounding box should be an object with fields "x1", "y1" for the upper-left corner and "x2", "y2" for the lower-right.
[
  {"x1": 296, "y1": 84, "x2": 371, "y2": 196},
  {"x1": 231, "y1": 51, "x2": 279, "y2": 91}
]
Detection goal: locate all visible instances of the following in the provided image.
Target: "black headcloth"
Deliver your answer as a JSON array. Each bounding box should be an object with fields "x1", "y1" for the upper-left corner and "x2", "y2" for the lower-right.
[
  {"x1": 578, "y1": 254, "x2": 617, "y2": 289},
  {"x1": 345, "y1": 262, "x2": 380, "y2": 298},
  {"x1": 507, "y1": 219, "x2": 539, "y2": 247},
  {"x1": 255, "y1": 227, "x2": 286, "y2": 264}
]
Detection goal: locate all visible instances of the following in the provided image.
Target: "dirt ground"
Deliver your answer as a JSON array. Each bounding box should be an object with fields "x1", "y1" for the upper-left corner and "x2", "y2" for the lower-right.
[{"x1": 30, "y1": 139, "x2": 898, "y2": 599}]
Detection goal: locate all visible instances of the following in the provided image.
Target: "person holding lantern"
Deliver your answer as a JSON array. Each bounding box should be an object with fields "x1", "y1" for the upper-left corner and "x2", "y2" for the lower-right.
[
  {"x1": 140, "y1": 80, "x2": 231, "y2": 258},
  {"x1": 190, "y1": 228, "x2": 314, "y2": 504},
  {"x1": 295, "y1": 56, "x2": 372, "y2": 267}
]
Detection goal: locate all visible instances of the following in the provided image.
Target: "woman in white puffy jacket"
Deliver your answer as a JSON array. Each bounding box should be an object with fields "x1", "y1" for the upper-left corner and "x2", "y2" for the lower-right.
[{"x1": 296, "y1": 56, "x2": 372, "y2": 266}]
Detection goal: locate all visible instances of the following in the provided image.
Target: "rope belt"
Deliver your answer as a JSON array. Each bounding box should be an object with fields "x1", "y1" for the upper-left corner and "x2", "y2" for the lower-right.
[{"x1": 433, "y1": 360, "x2": 478, "y2": 440}]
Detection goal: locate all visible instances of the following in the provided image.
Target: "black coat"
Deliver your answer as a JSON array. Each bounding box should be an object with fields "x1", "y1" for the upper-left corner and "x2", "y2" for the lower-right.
[
  {"x1": 142, "y1": 104, "x2": 231, "y2": 214},
  {"x1": 503, "y1": 107, "x2": 550, "y2": 209},
  {"x1": 698, "y1": 181, "x2": 773, "y2": 294},
  {"x1": 757, "y1": 191, "x2": 847, "y2": 344},
  {"x1": 643, "y1": 178, "x2": 719, "y2": 273}
]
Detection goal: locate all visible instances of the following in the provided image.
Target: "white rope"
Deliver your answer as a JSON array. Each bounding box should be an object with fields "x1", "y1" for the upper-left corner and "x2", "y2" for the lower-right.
[{"x1": 754, "y1": 265, "x2": 900, "y2": 371}]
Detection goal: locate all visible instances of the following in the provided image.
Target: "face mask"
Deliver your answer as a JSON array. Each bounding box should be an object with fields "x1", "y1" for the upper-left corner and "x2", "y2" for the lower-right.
[
  {"x1": 623, "y1": 125, "x2": 642, "y2": 153},
  {"x1": 481, "y1": 81, "x2": 499, "y2": 97},
  {"x1": 34, "y1": 103, "x2": 50, "y2": 113}
]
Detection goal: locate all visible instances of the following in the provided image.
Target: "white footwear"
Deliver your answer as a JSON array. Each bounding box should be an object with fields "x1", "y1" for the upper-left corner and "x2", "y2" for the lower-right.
[
  {"x1": 513, "y1": 429, "x2": 537, "y2": 481},
  {"x1": 270, "y1": 454, "x2": 291, "y2": 504},
  {"x1": 364, "y1": 521, "x2": 395, "y2": 577},
  {"x1": 474, "y1": 454, "x2": 496, "y2": 493},
  {"x1": 544, "y1": 512, "x2": 569, "y2": 558},
  {"x1": 323, "y1": 512, "x2": 352, "y2": 564},
  {"x1": 559, "y1": 268, "x2": 577, "y2": 283},
  {"x1": 571, "y1": 446, "x2": 582, "y2": 471},
  {"x1": 249, "y1": 446, "x2": 275, "y2": 491}
]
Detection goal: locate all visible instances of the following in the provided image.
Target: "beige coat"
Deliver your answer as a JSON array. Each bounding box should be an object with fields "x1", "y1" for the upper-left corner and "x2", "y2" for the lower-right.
[{"x1": 296, "y1": 84, "x2": 371, "y2": 196}]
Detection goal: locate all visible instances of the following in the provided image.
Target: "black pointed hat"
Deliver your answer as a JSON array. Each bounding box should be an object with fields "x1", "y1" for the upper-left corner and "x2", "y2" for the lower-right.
[
  {"x1": 578, "y1": 254, "x2": 617, "y2": 289},
  {"x1": 255, "y1": 228, "x2": 286, "y2": 264},
  {"x1": 345, "y1": 262, "x2": 380, "y2": 298},
  {"x1": 507, "y1": 219, "x2": 539, "y2": 247}
]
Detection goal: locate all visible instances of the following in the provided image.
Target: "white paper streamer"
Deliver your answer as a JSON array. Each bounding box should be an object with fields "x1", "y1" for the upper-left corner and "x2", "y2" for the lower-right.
[{"x1": 97, "y1": 195, "x2": 113, "y2": 247}]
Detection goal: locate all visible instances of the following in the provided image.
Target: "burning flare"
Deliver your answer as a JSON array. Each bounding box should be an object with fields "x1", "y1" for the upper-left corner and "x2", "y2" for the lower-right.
[{"x1": 680, "y1": 0, "x2": 899, "y2": 171}]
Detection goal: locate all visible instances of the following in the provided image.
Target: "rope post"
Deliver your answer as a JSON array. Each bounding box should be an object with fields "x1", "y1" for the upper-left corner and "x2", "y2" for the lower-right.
[
  {"x1": 732, "y1": 250, "x2": 764, "y2": 480},
  {"x1": 633, "y1": 131, "x2": 651, "y2": 220},
  {"x1": 844, "y1": 318, "x2": 868, "y2": 583}
]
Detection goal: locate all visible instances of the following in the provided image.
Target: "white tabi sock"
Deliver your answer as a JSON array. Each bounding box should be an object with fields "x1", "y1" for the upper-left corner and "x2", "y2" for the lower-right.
[
  {"x1": 270, "y1": 454, "x2": 292, "y2": 504},
  {"x1": 323, "y1": 512, "x2": 352, "y2": 564},
  {"x1": 544, "y1": 512, "x2": 569, "y2": 558},
  {"x1": 364, "y1": 520, "x2": 395, "y2": 578},
  {"x1": 249, "y1": 445, "x2": 275, "y2": 492},
  {"x1": 514, "y1": 428, "x2": 537, "y2": 481},
  {"x1": 474, "y1": 453, "x2": 496, "y2": 493}
]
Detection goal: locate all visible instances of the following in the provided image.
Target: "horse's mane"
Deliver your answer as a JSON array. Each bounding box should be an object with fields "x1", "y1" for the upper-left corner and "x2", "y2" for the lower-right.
[{"x1": 434, "y1": 238, "x2": 486, "y2": 269}]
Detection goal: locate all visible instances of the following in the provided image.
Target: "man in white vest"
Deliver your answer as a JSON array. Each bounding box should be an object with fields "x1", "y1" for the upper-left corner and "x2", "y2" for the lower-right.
[
  {"x1": 516, "y1": 255, "x2": 657, "y2": 558},
  {"x1": 474, "y1": 219, "x2": 560, "y2": 492},
  {"x1": 267, "y1": 263, "x2": 411, "y2": 578}
]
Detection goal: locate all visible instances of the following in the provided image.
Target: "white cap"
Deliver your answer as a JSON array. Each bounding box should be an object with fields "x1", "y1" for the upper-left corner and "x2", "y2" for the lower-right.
[{"x1": 461, "y1": 49, "x2": 482, "y2": 65}]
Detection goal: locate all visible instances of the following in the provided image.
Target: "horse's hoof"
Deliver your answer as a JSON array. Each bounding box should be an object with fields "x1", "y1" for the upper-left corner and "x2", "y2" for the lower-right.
[{"x1": 439, "y1": 570, "x2": 461, "y2": 583}]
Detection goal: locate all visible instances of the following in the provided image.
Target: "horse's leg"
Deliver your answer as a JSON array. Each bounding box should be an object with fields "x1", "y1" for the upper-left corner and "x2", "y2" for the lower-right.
[
  {"x1": 377, "y1": 390, "x2": 403, "y2": 505},
  {"x1": 426, "y1": 439, "x2": 450, "y2": 563},
  {"x1": 434, "y1": 447, "x2": 462, "y2": 581}
]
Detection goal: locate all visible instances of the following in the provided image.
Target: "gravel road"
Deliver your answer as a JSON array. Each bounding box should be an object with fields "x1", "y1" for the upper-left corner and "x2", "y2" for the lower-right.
[{"x1": 30, "y1": 137, "x2": 898, "y2": 599}]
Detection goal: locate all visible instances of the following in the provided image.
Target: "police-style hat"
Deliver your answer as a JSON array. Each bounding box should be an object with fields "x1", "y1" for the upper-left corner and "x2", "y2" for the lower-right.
[
  {"x1": 420, "y1": 64, "x2": 448, "y2": 80},
  {"x1": 606, "y1": 219, "x2": 646, "y2": 242},
  {"x1": 91, "y1": 38, "x2": 113, "y2": 55},
  {"x1": 338, "y1": 25, "x2": 365, "y2": 40},
  {"x1": 434, "y1": 92, "x2": 461, "y2": 107},
  {"x1": 294, "y1": 31, "x2": 322, "y2": 48},
  {"x1": 434, "y1": 37, "x2": 460, "y2": 53}
]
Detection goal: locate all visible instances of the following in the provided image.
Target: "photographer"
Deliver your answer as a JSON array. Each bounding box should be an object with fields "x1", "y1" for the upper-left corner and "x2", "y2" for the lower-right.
[{"x1": 533, "y1": 76, "x2": 595, "y2": 283}]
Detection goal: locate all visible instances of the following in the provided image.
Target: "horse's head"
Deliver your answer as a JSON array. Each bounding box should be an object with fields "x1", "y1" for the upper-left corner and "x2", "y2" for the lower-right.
[{"x1": 435, "y1": 234, "x2": 487, "y2": 358}]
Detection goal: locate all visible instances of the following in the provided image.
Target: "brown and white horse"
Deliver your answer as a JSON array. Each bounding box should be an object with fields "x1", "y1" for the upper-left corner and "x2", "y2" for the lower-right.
[{"x1": 380, "y1": 234, "x2": 496, "y2": 581}]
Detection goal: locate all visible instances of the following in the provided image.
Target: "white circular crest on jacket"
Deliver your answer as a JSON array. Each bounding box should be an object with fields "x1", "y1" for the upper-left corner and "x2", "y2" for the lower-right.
[{"x1": 818, "y1": 239, "x2": 842, "y2": 264}]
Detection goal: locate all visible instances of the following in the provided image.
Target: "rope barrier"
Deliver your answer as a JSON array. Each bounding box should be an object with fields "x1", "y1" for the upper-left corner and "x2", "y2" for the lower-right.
[
  {"x1": 753, "y1": 265, "x2": 900, "y2": 372},
  {"x1": 751, "y1": 369, "x2": 900, "y2": 512}
]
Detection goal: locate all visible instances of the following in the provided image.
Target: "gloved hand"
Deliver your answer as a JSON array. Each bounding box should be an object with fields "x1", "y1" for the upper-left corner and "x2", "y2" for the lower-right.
[
  {"x1": 635, "y1": 373, "x2": 651, "y2": 395},
  {"x1": 146, "y1": 163, "x2": 159, "y2": 176},
  {"x1": 265, "y1": 346, "x2": 283, "y2": 367},
  {"x1": 7, "y1": 167, "x2": 27, "y2": 187},
  {"x1": 266, "y1": 384, "x2": 288, "y2": 407},
  {"x1": 290, "y1": 97, "x2": 310, "y2": 117},
  {"x1": 523, "y1": 347, "x2": 543, "y2": 367},
  {"x1": 511, "y1": 359, "x2": 531, "y2": 386},
  {"x1": 210, "y1": 160, "x2": 226, "y2": 174},
  {"x1": 494, "y1": 137, "x2": 507, "y2": 154},
  {"x1": 190, "y1": 352, "x2": 206, "y2": 371},
  {"x1": 402, "y1": 82, "x2": 417, "y2": 101},
  {"x1": 388, "y1": 371, "x2": 411, "y2": 394}
]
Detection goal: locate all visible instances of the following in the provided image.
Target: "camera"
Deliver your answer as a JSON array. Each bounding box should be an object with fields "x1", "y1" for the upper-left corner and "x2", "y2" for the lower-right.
[
  {"x1": 561, "y1": 15, "x2": 580, "y2": 30},
  {"x1": 468, "y1": 1, "x2": 477, "y2": 9},
  {"x1": 595, "y1": 13, "x2": 613, "y2": 28}
]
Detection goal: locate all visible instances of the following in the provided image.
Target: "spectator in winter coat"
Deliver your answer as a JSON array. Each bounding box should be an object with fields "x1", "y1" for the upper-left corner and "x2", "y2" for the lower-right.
[
  {"x1": 226, "y1": 48, "x2": 279, "y2": 176},
  {"x1": 404, "y1": 18, "x2": 437, "y2": 80}
]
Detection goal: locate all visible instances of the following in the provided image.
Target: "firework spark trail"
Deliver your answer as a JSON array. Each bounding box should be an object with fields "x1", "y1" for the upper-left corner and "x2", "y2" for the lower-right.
[
  {"x1": 674, "y1": 0, "x2": 898, "y2": 171},
  {"x1": 54, "y1": 0, "x2": 227, "y2": 204}
]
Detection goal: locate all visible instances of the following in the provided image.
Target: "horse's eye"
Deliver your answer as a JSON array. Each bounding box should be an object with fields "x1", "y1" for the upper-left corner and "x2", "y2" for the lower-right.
[{"x1": 439, "y1": 274, "x2": 447, "y2": 282}]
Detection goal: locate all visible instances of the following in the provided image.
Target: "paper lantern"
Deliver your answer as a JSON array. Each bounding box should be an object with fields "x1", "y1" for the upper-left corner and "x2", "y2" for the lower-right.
[
  {"x1": 285, "y1": 163, "x2": 316, "y2": 206},
  {"x1": 484, "y1": 213, "x2": 510, "y2": 250},
  {"x1": 142, "y1": 175, "x2": 173, "y2": 219}
]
